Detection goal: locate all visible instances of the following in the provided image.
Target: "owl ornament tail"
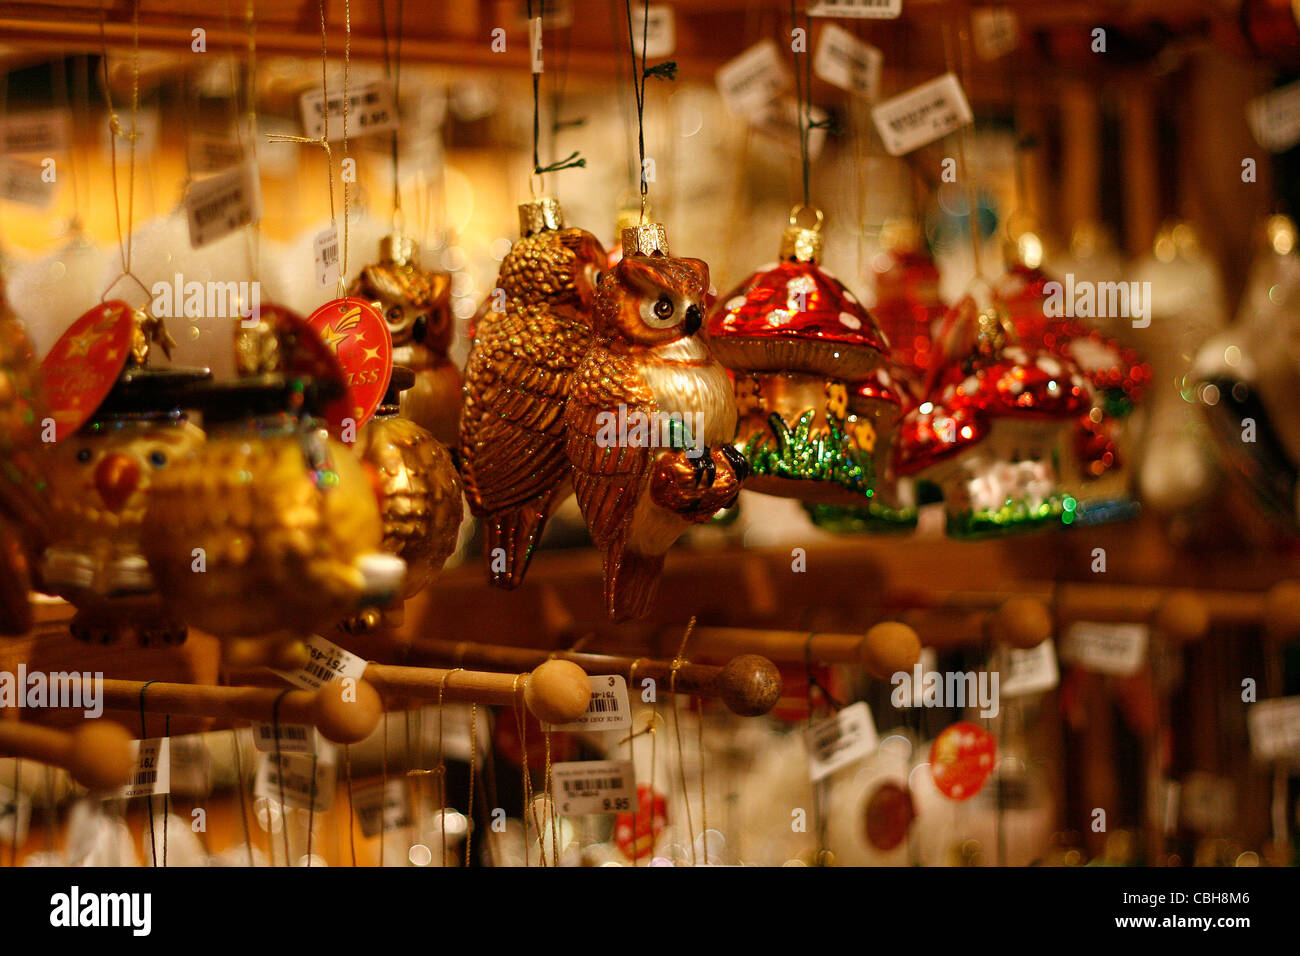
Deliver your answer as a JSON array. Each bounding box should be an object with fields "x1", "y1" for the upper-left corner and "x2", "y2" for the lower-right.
[
  {"x1": 603, "y1": 547, "x2": 665, "y2": 622},
  {"x1": 480, "y1": 491, "x2": 562, "y2": 589}
]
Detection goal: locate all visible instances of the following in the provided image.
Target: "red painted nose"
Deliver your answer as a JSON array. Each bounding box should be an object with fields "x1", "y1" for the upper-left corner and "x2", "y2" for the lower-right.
[{"x1": 94, "y1": 453, "x2": 140, "y2": 512}]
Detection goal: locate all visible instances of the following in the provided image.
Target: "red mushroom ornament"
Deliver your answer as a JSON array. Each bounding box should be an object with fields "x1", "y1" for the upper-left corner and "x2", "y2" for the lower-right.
[
  {"x1": 707, "y1": 207, "x2": 890, "y2": 506},
  {"x1": 896, "y1": 283, "x2": 1090, "y2": 538},
  {"x1": 869, "y1": 220, "x2": 944, "y2": 388}
]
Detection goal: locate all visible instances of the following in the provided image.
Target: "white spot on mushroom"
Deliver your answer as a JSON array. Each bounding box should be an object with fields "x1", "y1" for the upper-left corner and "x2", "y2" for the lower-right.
[
  {"x1": 725, "y1": 296, "x2": 747, "y2": 312},
  {"x1": 1036, "y1": 356, "x2": 1063, "y2": 377},
  {"x1": 767, "y1": 309, "x2": 793, "y2": 327},
  {"x1": 839, "y1": 311, "x2": 862, "y2": 330}
]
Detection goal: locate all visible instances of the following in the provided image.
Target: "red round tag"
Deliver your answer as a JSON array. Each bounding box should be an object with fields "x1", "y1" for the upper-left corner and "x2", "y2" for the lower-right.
[
  {"x1": 306, "y1": 297, "x2": 392, "y2": 434},
  {"x1": 254, "y1": 304, "x2": 350, "y2": 431},
  {"x1": 40, "y1": 301, "x2": 134, "y2": 441},
  {"x1": 929, "y1": 721, "x2": 997, "y2": 801},
  {"x1": 863, "y1": 781, "x2": 915, "y2": 851}
]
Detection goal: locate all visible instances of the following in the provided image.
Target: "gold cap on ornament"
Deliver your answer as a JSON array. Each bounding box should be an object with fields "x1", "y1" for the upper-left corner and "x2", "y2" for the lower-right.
[
  {"x1": 779, "y1": 205, "x2": 824, "y2": 263},
  {"x1": 518, "y1": 197, "x2": 565, "y2": 237},
  {"x1": 621, "y1": 221, "x2": 670, "y2": 257},
  {"x1": 379, "y1": 233, "x2": 418, "y2": 266}
]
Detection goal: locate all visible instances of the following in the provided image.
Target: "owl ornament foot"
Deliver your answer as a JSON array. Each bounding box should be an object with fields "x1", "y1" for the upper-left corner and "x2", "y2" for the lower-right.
[
  {"x1": 459, "y1": 197, "x2": 607, "y2": 590},
  {"x1": 564, "y1": 222, "x2": 741, "y2": 621}
]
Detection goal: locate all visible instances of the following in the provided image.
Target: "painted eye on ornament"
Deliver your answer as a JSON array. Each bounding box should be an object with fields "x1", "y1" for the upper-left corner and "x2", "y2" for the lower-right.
[
  {"x1": 641, "y1": 295, "x2": 677, "y2": 329},
  {"x1": 386, "y1": 305, "x2": 404, "y2": 325},
  {"x1": 76, "y1": 448, "x2": 93, "y2": 464},
  {"x1": 149, "y1": 450, "x2": 168, "y2": 467}
]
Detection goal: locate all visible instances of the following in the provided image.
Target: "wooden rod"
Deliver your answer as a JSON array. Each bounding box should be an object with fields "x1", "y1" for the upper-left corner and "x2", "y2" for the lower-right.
[
  {"x1": 0, "y1": 720, "x2": 134, "y2": 791},
  {"x1": 403, "y1": 638, "x2": 783, "y2": 717},
  {"x1": 361, "y1": 662, "x2": 591, "y2": 724}
]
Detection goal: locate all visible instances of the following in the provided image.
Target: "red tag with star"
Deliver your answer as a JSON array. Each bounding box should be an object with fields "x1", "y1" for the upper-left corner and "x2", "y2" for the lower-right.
[
  {"x1": 306, "y1": 297, "x2": 392, "y2": 435},
  {"x1": 929, "y1": 721, "x2": 996, "y2": 801},
  {"x1": 40, "y1": 300, "x2": 135, "y2": 441}
]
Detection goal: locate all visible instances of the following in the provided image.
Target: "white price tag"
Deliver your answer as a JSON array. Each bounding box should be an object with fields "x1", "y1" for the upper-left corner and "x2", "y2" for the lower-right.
[
  {"x1": 1248, "y1": 79, "x2": 1300, "y2": 153},
  {"x1": 632, "y1": 4, "x2": 676, "y2": 59},
  {"x1": 188, "y1": 134, "x2": 246, "y2": 175},
  {"x1": 1059, "y1": 622, "x2": 1148, "y2": 676},
  {"x1": 548, "y1": 676, "x2": 632, "y2": 732},
  {"x1": 300, "y1": 80, "x2": 399, "y2": 142},
  {"x1": 2, "y1": 109, "x2": 70, "y2": 154},
  {"x1": 972, "y1": 7, "x2": 1019, "y2": 61},
  {"x1": 814, "y1": 23, "x2": 882, "y2": 101},
  {"x1": 551, "y1": 759, "x2": 636, "y2": 816},
  {"x1": 809, "y1": 0, "x2": 901, "y2": 19},
  {"x1": 100, "y1": 108, "x2": 159, "y2": 160},
  {"x1": 185, "y1": 160, "x2": 262, "y2": 249},
  {"x1": 117, "y1": 738, "x2": 171, "y2": 799},
  {"x1": 1179, "y1": 773, "x2": 1235, "y2": 832},
  {"x1": 513, "y1": 0, "x2": 573, "y2": 29},
  {"x1": 999, "y1": 640, "x2": 1060, "y2": 698},
  {"x1": 871, "y1": 73, "x2": 973, "y2": 156},
  {"x1": 716, "y1": 40, "x2": 791, "y2": 119},
  {"x1": 273, "y1": 633, "x2": 368, "y2": 691},
  {"x1": 1247, "y1": 695, "x2": 1300, "y2": 762},
  {"x1": 755, "y1": 100, "x2": 829, "y2": 161},
  {"x1": 352, "y1": 779, "x2": 411, "y2": 837},
  {"x1": 0, "y1": 158, "x2": 56, "y2": 208},
  {"x1": 252, "y1": 722, "x2": 319, "y2": 755},
  {"x1": 254, "y1": 751, "x2": 335, "y2": 812},
  {"x1": 806, "y1": 701, "x2": 878, "y2": 781},
  {"x1": 313, "y1": 225, "x2": 341, "y2": 290},
  {"x1": 0, "y1": 784, "x2": 31, "y2": 847}
]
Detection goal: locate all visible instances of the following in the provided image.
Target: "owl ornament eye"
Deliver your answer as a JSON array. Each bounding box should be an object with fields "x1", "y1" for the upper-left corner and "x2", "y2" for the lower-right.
[{"x1": 641, "y1": 295, "x2": 677, "y2": 329}]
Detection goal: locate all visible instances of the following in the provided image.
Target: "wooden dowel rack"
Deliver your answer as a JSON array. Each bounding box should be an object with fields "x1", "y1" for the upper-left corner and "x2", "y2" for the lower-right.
[{"x1": 0, "y1": 720, "x2": 134, "y2": 791}]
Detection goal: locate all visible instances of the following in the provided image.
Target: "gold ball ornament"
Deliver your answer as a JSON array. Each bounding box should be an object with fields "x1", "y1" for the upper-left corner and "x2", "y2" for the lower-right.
[
  {"x1": 860, "y1": 622, "x2": 922, "y2": 680},
  {"x1": 989, "y1": 597, "x2": 1053, "y2": 649},
  {"x1": 524, "y1": 659, "x2": 592, "y2": 724}
]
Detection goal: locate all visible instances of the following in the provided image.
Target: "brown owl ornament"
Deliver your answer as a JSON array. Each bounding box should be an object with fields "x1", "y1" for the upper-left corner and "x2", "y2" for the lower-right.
[
  {"x1": 458, "y1": 198, "x2": 606, "y2": 589},
  {"x1": 351, "y1": 235, "x2": 459, "y2": 447},
  {"x1": 564, "y1": 223, "x2": 746, "y2": 621},
  {"x1": 340, "y1": 366, "x2": 464, "y2": 636}
]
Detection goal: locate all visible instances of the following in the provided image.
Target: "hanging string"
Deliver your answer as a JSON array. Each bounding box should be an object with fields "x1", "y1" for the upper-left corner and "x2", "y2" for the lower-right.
[
  {"x1": 343, "y1": 744, "x2": 358, "y2": 867},
  {"x1": 790, "y1": 0, "x2": 811, "y2": 208},
  {"x1": 52, "y1": 57, "x2": 84, "y2": 230},
  {"x1": 464, "y1": 704, "x2": 477, "y2": 866},
  {"x1": 378, "y1": 0, "x2": 405, "y2": 227},
  {"x1": 943, "y1": 20, "x2": 984, "y2": 280},
  {"x1": 511, "y1": 674, "x2": 542, "y2": 866},
  {"x1": 136, "y1": 682, "x2": 169, "y2": 867},
  {"x1": 803, "y1": 633, "x2": 835, "y2": 865},
  {"x1": 435, "y1": 670, "x2": 454, "y2": 867},
  {"x1": 230, "y1": 728, "x2": 255, "y2": 865},
  {"x1": 271, "y1": 689, "x2": 292, "y2": 866},
  {"x1": 669, "y1": 618, "x2": 697, "y2": 865},
  {"x1": 8, "y1": 758, "x2": 19, "y2": 867},
  {"x1": 339, "y1": 0, "x2": 353, "y2": 300},
  {"x1": 543, "y1": 727, "x2": 559, "y2": 866},
  {"x1": 527, "y1": 0, "x2": 584, "y2": 178},
  {"x1": 694, "y1": 696, "x2": 709, "y2": 863},
  {"x1": 379, "y1": 706, "x2": 389, "y2": 868},
  {"x1": 622, "y1": 0, "x2": 676, "y2": 220}
]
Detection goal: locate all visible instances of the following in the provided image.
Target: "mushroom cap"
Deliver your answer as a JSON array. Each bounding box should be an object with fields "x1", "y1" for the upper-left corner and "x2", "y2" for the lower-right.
[
  {"x1": 848, "y1": 365, "x2": 907, "y2": 420},
  {"x1": 707, "y1": 259, "x2": 887, "y2": 380},
  {"x1": 894, "y1": 396, "x2": 991, "y2": 476},
  {"x1": 940, "y1": 345, "x2": 1091, "y2": 421}
]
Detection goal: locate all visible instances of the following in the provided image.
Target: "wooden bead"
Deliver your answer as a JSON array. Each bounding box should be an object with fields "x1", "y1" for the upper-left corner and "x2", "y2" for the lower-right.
[
  {"x1": 860, "y1": 622, "x2": 921, "y2": 681},
  {"x1": 312, "y1": 677, "x2": 383, "y2": 744},
  {"x1": 524, "y1": 659, "x2": 591, "y2": 724},
  {"x1": 715, "y1": 654, "x2": 783, "y2": 716},
  {"x1": 990, "y1": 597, "x2": 1052, "y2": 649},
  {"x1": 1264, "y1": 580, "x2": 1300, "y2": 642},
  {"x1": 65, "y1": 721, "x2": 134, "y2": 792},
  {"x1": 1153, "y1": 589, "x2": 1209, "y2": 643}
]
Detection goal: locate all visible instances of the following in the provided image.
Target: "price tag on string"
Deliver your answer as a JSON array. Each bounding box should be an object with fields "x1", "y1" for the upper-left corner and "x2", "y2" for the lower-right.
[
  {"x1": 273, "y1": 633, "x2": 368, "y2": 691},
  {"x1": 632, "y1": 4, "x2": 676, "y2": 58},
  {"x1": 809, "y1": 0, "x2": 902, "y2": 20},
  {"x1": 999, "y1": 639, "x2": 1060, "y2": 698},
  {"x1": 1248, "y1": 79, "x2": 1300, "y2": 153},
  {"x1": 0, "y1": 158, "x2": 56, "y2": 208},
  {"x1": 116, "y1": 738, "x2": 171, "y2": 799},
  {"x1": 529, "y1": 16, "x2": 544, "y2": 73},
  {"x1": 972, "y1": 7, "x2": 1019, "y2": 61},
  {"x1": 755, "y1": 100, "x2": 830, "y2": 161},
  {"x1": 1247, "y1": 695, "x2": 1300, "y2": 761},
  {"x1": 1059, "y1": 622, "x2": 1148, "y2": 676},
  {"x1": 314, "y1": 225, "x2": 341, "y2": 290},
  {"x1": 871, "y1": 72, "x2": 973, "y2": 156},
  {"x1": 717, "y1": 40, "x2": 791, "y2": 119},
  {"x1": 188, "y1": 134, "x2": 246, "y2": 175},
  {"x1": 1, "y1": 108, "x2": 70, "y2": 154},
  {"x1": 814, "y1": 23, "x2": 882, "y2": 101},
  {"x1": 806, "y1": 701, "x2": 878, "y2": 782},
  {"x1": 252, "y1": 722, "x2": 320, "y2": 755},
  {"x1": 254, "y1": 751, "x2": 335, "y2": 812},
  {"x1": 185, "y1": 159, "x2": 262, "y2": 248},
  {"x1": 551, "y1": 759, "x2": 637, "y2": 816},
  {"x1": 0, "y1": 784, "x2": 31, "y2": 847},
  {"x1": 547, "y1": 676, "x2": 632, "y2": 732},
  {"x1": 352, "y1": 779, "x2": 411, "y2": 838},
  {"x1": 299, "y1": 80, "x2": 399, "y2": 142}
]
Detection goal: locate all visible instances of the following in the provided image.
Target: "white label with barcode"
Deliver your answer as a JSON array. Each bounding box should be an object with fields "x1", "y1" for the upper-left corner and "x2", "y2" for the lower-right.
[
  {"x1": 972, "y1": 7, "x2": 1019, "y2": 61},
  {"x1": 314, "y1": 225, "x2": 341, "y2": 289},
  {"x1": 814, "y1": 23, "x2": 882, "y2": 100},
  {"x1": 300, "y1": 80, "x2": 399, "y2": 142},
  {"x1": 0, "y1": 158, "x2": 55, "y2": 208},
  {"x1": 551, "y1": 759, "x2": 636, "y2": 816},
  {"x1": 1059, "y1": 622, "x2": 1148, "y2": 676},
  {"x1": 2, "y1": 109, "x2": 70, "y2": 154},
  {"x1": 352, "y1": 779, "x2": 411, "y2": 838},
  {"x1": 0, "y1": 784, "x2": 31, "y2": 847},
  {"x1": 252, "y1": 722, "x2": 319, "y2": 755},
  {"x1": 117, "y1": 738, "x2": 171, "y2": 799},
  {"x1": 185, "y1": 160, "x2": 262, "y2": 248},
  {"x1": 999, "y1": 640, "x2": 1059, "y2": 698},
  {"x1": 809, "y1": 0, "x2": 901, "y2": 20},
  {"x1": 548, "y1": 675, "x2": 632, "y2": 732},
  {"x1": 717, "y1": 40, "x2": 791, "y2": 119},
  {"x1": 189, "y1": 134, "x2": 246, "y2": 175},
  {"x1": 273, "y1": 633, "x2": 368, "y2": 691},
  {"x1": 1248, "y1": 696, "x2": 1300, "y2": 761},
  {"x1": 872, "y1": 72, "x2": 973, "y2": 156},
  {"x1": 1248, "y1": 79, "x2": 1300, "y2": 153},
  {"x1": 806, "y1": 701, "x2": 878, "y2": 781},
  {"x1": 254, "y1": 751, "x2": 335, "y2": 812},
  {"x1": 632, "y1": 4, "x2": 676, "y2": 58}
]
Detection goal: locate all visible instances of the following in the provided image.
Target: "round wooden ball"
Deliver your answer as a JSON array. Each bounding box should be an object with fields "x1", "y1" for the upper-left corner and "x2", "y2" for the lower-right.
[
  {"x1": 312, "y1": 677, "x2": 383, "y2": 743},
  {"x1": 1264, "y1": 580, "x2": 1300, "y2": 641},
  {"x1": 66, "y1": 722, "x2": 135, "y2": 791},
  {"x1": 991, "y1": 597, "x2": 1052, "y2": 649},
  {"x1": 716, "y1": 654, "x2": 783, "y2": 716},
  {"x1": 525, "y1": 660, "x2": 591, "y2": 724},
  {"x1": 860, "y1": 622, "x2": 922, "y2": 681},
  {"x1": 1153, "y1": 590, "x2": 1209, "y2": 643}
]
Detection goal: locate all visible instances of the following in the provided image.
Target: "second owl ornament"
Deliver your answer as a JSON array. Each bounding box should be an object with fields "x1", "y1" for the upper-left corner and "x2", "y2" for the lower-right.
[{"x1": 564, "y1": 222, "x2": 747, "y2": 621}]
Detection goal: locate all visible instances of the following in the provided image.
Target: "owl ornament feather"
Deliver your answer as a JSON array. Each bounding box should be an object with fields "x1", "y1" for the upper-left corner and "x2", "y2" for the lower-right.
[
  {"x1": 458, "y1": 198, "x2": 606, "y2": 589},
  {"x1": 351, "y1": 235, "x2": 459, "y2": 447},
  {"x1": 564, "y1": 223, "x2": 747, "y2": 621}
]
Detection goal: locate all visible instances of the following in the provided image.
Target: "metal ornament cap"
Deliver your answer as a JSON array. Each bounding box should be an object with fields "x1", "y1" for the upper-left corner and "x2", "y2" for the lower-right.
[
  {"x1": 780, "y1": 205, "x2": 825, "y2": 263},
  {"x1": 621, "y1": 222, "x2": 670, "y2": 258},
  {"x1": 518, "y1": 197, "x2": 566, "y2": 237},
  {"x1": 379, "y1": 233, "x2": 418, "y2": 266}
]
